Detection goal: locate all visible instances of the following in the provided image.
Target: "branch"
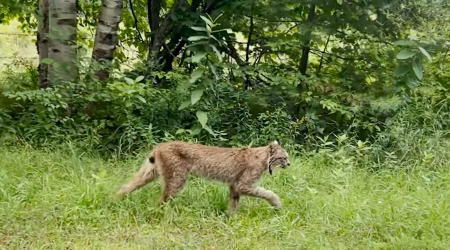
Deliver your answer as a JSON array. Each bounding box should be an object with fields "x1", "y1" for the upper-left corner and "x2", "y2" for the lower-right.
[
  {"x1": 205, "y1": 0, "x2": 228, "y2": 13},
  {"x1": 242, "y1": 14, "x2": 303, "y2": 23},
  {"x1": 317, "y1": 34, "x2": 330, "y2": 74},
  {"x1": 129, "y1": 0, "x2": 145, "y2": 45},
  {"x1": 246, "y1": 10, "x2": 254, "y2": 62},
  {"x1": 150, "y1": 0, "x2": 186, "y2": 57},
  {"x1": 226, "y1": 40, "x2": 244, "y2": 65}
]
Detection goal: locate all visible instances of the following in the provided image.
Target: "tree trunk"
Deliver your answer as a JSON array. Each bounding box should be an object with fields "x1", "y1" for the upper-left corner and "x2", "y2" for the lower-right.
[
  {"x1": 147, "y1": 0, "x2": 185, "y2": 62},
  {"x1": 292, "y1": 4, "x2": 315, "y2": 123},
  {"x1": 92, "y1": 0, "x2": 123, "y2": 80},
  {"x1": 37, "y1": 0, "x2": 49, "y2": 88},
  {"x1": 298, "y1": 4, "x2": 316, "y2": 76},
  {"x1": 147, "y1": 0, "x2": 162, "y2": 48},
  {"x1": 48, "y1": 0, "x2": 78, "y2": 84}
]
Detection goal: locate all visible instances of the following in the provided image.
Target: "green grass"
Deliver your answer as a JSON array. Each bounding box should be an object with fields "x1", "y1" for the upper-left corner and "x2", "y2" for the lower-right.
[{"x1": 1, "y1": 145, "x2": 450, "y2": 249}]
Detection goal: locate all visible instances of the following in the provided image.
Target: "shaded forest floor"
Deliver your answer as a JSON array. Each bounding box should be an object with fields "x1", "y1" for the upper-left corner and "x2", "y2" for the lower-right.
[{"x1": 1, "y1": 145, "x2": 450, "y2": 249}]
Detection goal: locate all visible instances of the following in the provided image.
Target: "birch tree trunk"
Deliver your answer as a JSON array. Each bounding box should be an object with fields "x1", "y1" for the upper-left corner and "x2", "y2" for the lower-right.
[
  {"x1": 92, "y1": 0, "x2": 123, "y2": 81},
  {"x1": 48, "y1": 0, "x2": 78, "y2": 84},
  {"x1": 37, "y1": 0, "x2": 49, "y2": 88}
]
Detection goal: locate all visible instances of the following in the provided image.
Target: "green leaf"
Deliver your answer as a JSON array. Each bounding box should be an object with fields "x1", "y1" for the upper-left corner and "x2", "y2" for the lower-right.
[
  {"x1": 191, "y1": 52, "x2": 207, "y2": 63},
  {"x1": 178, "y1": 100, "x2": 191, "y2": 110},
  {"x1": 203, "y1": 124, "x2": 216, "y2": 136},
  {"x1": 200, "y1": 15, "x2": 214, "y2": 27},
  {"x1": 396, "y1": 49, "x2": 416, "y2": 60},
  {"x1": 189, "y1": 69, "x2": 205, "y2": 83},
  {"x1": 206, "y1": 24, "x2": 212, "y2": 36},
  {"x1": 211, "y1": 28, "x2": 233, "y2": 34},
  {"x1": 191, "y1": 89, "x2": 204, "y2": 105},
  {"x1": 418, "y1": 46, "x2": 432, "y2": 62},
  {"x1": 393, "y1": 64, "x2": 409, "y2": 77},
  {"x1": 136, "y1": 95, "x2": 147, "y2": 103},
  {"x1": 124, "y1": 77, "x2": 134, "y2": 84},
  {"x1": 191, "y1": 26, "x2": 207, "y2": 32},
  {"x1": 210, "y1": 44, "x2": 223, "y2": 62},
  {"x1": 337, "y1": 0, "x2": 343, "y2": 4},
  {"x1": 196, "y1": 110, "x2": 208, "y2": 128},
  {"x1": 412, "y1": 60, "x2": 423, "y2": 80},
  {"x1": 208, "y1": 60, "x2": 219, "y2": 80},
  {"x1": 135, "y1": 75, "x2": 144, "y2": 82},
  {"x1": 406, "y1": 77, "x2": 417, "y2": 90},
  {"x1": 41, "y1": 58, "x2": 54, "y2": 65},
  {"x1": 394, "y1": 40, "x2": 418, "y2": 47},
  {"x1": 188, "y1": 36, "x2": 208, "y2": 41}
]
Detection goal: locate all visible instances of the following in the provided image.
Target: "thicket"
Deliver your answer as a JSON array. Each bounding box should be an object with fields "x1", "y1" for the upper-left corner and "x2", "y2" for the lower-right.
[{"x1": 1, "y1": 0, "x2": 449, "y2": 165}]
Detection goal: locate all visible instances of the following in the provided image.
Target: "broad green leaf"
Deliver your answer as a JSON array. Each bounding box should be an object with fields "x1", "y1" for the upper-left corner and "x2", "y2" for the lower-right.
[
  {"x1": 210, "y1": 44, "x2": 223, "y2": 62},
  {"x1": 41, "y1": 58, "x2": 54, "y2": 65},
  {"x1": 135, "y1": 75, "x2": 144, "y2": 82},
  {"x1": 418, "y1": 46, "x2": 432, "y2": 61},
  {"x1": 191, "y1": 26, "x2": 207, "y2": 32},
  {"x1": 178, "y1": 100, "x2": 191, "y2": 110},
  {"x1": 337, "y1": 0, "x2": 343, "y2": 5},
  {"x1": 124, "y1": 77, "x2": 134, "y2": 84},
  {"x1": 406, "y1": 77, "x2": 417, "y2": 90},
  {"x1": 136, "y1": 95, "x2": 147, "y2": 103},
  {"x1": 200, "y1": 15, "x2": 214, "y2": 27},
  {"x1": 412, "y1": 60, "x2": 423, "y2": 80},
  {"x1": 394, "y1": 40, "x2": 418, "y2": 47},
  {"x1": 196, "y1": 110, "x2": 208, "y2": 128},
  {"x1": 188, "y1": 36, "x2": 208, "y2": 41},
  {"x1": 203, "y1": 124, "x2": 216, "y2": 136},
  {"x1": 189, "y1": 69, "x2": 205, "y2": 83},
  {"x1": 189, "y1": 125, "x2": 202, "y2": 135},
  {"x1": 208, "y1": 60, "x2": 219, "y2": 80},
  {"x1": 396, "y1": 49, "x2": 416, "y2": 60},
  {"x1": 191, "y1": 89, "x2": 204, "y2": 105},
  {"x1": 393, "y1": 64, "x2": 409, "y2": 76},
  {"x1": 191, "y1": 52, "x2": 207, "y2": 63}
]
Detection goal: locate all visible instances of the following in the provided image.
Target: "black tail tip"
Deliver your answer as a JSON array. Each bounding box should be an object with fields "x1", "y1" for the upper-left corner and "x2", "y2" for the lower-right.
[{"x1": 149, "y1": 156, "x2": 155, "y2": 163}]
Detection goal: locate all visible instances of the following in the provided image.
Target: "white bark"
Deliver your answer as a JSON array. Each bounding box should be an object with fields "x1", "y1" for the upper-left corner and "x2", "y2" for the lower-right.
[
  {"x1": 48, "y1": 0, "x2": 78, "y2": 84},
  {"x1": 37, "y1": 0, "x2": 49, "y2": 88},
  {"x1": 92, "y1": 0, "x2": 123, "y2": 80}
]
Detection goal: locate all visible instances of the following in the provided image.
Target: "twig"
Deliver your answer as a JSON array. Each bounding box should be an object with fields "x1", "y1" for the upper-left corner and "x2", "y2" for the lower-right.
[
  {"x1": 317, "y1": 34, "x2": 330, "y2": 74},
  {"x1": 246, "y1": 6, "x2": 254, "y2": 63},
  {"x1": 129, "y1": 0, "x2": 146, "y2": 45}
]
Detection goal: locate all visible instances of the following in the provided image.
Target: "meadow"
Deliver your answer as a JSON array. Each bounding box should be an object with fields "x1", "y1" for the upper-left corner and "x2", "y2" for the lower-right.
[{"x1": 1, "y1": 140, "x2": 450, "y2": 249}]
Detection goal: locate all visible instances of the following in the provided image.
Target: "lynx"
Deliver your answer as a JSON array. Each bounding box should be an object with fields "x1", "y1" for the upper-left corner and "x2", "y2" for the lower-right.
[{"x1": 114, "y1": 140, "x2": 290, "y2": 211}]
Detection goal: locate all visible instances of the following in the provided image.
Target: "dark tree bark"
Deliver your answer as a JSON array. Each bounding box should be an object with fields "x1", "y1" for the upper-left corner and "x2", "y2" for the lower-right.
[
  {"x1": 293, "y1": 4, "x2": 316, "y2": 122},
  {"x1": 298, "y1": 4, "x2": 316, "y2": 76},
  {"x1": 147, "y1": 0, "x2": 162, "y2": 47},
  {"x1": 147, "y1": 0, "x2": 186, "y2": 61},
  {"x1": 246, "y1": 12, "x2": 254, "y2": 63}
]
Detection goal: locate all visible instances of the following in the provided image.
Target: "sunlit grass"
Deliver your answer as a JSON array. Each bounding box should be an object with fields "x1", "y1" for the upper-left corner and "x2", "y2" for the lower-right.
[{"x1": 1, "y1": 144, "x2": 450, "y2": 249}]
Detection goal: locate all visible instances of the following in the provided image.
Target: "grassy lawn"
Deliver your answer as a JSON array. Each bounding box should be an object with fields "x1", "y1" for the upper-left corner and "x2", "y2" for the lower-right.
[{"x1": 1, "y1": 145, "x2": 450, "y2": 249}]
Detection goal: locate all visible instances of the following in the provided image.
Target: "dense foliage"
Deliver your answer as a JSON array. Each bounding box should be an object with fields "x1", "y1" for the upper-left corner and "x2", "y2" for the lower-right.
[{"x1": 0, "y1": 0, "x2": 449, "y2": 160}]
